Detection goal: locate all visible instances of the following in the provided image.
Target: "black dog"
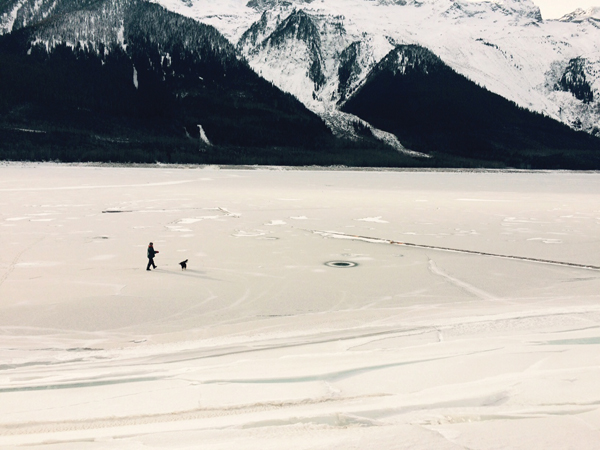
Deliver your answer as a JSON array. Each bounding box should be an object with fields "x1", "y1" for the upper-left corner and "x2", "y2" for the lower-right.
[{"x1": 179, "y1": 259, "x2": 188, "y2": 270}]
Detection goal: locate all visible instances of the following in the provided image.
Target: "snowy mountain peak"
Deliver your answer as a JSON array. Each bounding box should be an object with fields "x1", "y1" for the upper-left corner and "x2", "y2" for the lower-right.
[
  {"x1": 497, "y1": 0, "x2": 542, "y2": 20},
  {"x1": 558, "y1": 7, "x2": 600, "y2": 23},
  {"x1": 444, "y1": 0, "x2": 542, "y2": 22},
  {"x1": 242, "y1": 8, "x2": 328, "y2": 94}
]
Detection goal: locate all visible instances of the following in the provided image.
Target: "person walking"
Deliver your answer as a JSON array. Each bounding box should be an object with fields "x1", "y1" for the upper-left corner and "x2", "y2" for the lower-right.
[{"x1": 147, "y1": 242, "x2": 159, "y2": 271}]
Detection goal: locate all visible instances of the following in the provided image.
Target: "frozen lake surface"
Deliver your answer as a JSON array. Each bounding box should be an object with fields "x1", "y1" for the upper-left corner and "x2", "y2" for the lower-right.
[{"x1": 1, "y1": 163, "x2": 599, "y2": 449}]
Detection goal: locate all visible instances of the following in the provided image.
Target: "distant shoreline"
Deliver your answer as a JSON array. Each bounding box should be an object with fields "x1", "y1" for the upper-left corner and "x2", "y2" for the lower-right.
[{"x1": 2, "y1": 160, "x2": 598, "y2": 174}]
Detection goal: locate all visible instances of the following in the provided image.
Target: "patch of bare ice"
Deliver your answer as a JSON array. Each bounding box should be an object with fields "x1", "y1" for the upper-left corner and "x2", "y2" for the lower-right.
[{"x1": 356, "y1": 216, "x2": 388, "y2": 223}]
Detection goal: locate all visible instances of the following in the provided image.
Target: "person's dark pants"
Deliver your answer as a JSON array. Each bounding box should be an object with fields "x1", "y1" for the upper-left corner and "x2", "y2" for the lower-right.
[{"x1": 147, "y1": 257, "x2": 156, "y2": 270}]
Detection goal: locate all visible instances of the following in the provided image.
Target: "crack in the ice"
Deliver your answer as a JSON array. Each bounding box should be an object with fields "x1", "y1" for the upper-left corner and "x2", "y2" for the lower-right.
[
  {"x1": 0, "y1": 376, "x2": 161, "y2": 394},
  {"x1": 200, "y1": 350, "x2": 499, "y2": 385},
  {"x1": 310, "y1": 229, "x2": 600, "y2": 271},
  {"x1": 428, "y1": 258, "x2": 497, "y2": 300}
]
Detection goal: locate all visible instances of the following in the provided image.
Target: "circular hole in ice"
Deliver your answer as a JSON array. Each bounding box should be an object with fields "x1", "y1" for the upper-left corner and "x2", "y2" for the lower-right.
[{"x1": 325, "y1": 261, "x2": 358, "y2": 268}]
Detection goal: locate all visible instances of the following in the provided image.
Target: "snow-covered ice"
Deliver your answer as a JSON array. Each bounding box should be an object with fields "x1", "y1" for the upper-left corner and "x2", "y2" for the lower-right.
[{"x1": 1, "y1": 163, "x2": 600, "y2": 449}]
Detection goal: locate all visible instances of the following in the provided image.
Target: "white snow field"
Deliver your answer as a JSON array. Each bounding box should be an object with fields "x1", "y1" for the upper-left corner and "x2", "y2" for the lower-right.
[{"x1": 1, "y1": 163, "x2": 600, "y2": 449}]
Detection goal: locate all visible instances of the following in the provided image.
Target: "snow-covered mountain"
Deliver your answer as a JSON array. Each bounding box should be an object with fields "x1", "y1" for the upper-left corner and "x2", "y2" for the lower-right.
[
  {"x1": 559, "y1": 6, "x2": 600, "y2": 23},
  {"x1": 1, "y1": 0, "x2": 599, "y2": 167},
  {"x1": 134, "y1": 0, "x2": 600, "y2": 139}
]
